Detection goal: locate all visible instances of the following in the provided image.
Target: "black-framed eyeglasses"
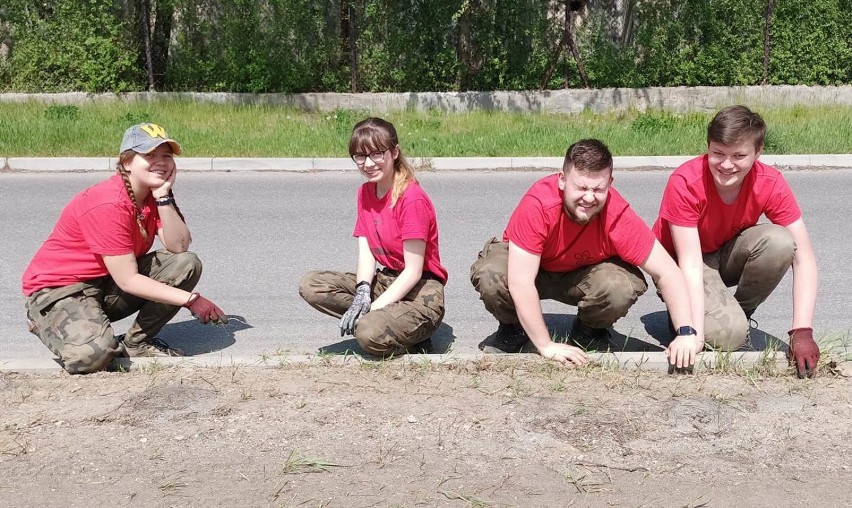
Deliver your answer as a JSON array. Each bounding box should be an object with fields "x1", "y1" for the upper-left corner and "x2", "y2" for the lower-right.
[{"x1": 351, "y1": 149, "x2": 388, "y2": 165}]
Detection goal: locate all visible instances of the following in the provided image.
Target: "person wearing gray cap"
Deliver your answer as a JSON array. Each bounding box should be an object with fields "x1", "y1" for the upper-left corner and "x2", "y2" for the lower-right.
[{"x1": 21, "y1": 123, "x2": 228, "y2": 374}]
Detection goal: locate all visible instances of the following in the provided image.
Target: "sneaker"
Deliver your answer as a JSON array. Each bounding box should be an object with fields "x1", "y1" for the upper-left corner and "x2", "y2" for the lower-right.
[
  {"x1": 121, "y1": 336, "x2": 184, "y2": 357},
  {"x1": 478, "y1": 322, "x2": 529, "y2": 354},
  {"x1": 569, "y1": 319, "x2": 612, "y2": 351}
]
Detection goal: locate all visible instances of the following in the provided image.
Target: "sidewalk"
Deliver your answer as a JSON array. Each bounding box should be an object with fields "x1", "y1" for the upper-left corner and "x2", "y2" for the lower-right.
[{"x1": 3, "y1": 154, "x2": 852, "y2": 172}]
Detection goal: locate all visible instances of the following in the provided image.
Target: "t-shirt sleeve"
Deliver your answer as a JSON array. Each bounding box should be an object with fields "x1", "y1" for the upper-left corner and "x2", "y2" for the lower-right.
[
  {"x1": 504, "y1": 195, "x2": 548, "y2": 255},
  {"x1": 353, "y1": 187, "x2": 366, "y2": 237},
  {"x1": 609, "y1": 207, "x2": 656, "y2": 266},
  {"x1": 77, "y1": 203, "x2": 137, "y2": 256},
  {"x1": 397, "y1": 195, "x2": 433, "y2": 242},
  {"x1": 764, "y1": 174, "x2": 802, "y2": 226},
  {"x1": 659, "y1": 174, "x2": 701, "y2": 227}
]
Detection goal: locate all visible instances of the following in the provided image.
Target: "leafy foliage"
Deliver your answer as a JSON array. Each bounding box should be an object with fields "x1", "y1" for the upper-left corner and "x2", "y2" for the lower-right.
[{"x1": 0, "y1": 0, "x2": 849, "y2": 92}]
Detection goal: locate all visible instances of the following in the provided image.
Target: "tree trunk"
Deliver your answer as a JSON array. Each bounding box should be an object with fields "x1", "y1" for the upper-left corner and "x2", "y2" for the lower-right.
[
  {"x1": 762, "y1": 0, "x2": 775, "y2": 85},
  {"x1": 151, "y1": 0, "x2": 174, "y2": 90},
  {"x1": 540, "y1": 1, "x2": 589, "y2": 90},
  {"x1": 457, "y1": 1, "x2": 474, "y2": 91},
  {"x1": 139, "y1": 0, "x2": 155, "y2": 91},
  {"x1": 566, "y1": 8, "x2": 590, "y2": 89},
  {"x1": 340, "y1": 0, "x2": 358, "y2": 93}
]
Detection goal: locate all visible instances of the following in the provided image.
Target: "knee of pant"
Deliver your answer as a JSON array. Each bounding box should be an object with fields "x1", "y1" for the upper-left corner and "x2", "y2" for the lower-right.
[
  {"x1": 589, "y1": 274, "x2": 640, "y2": 311},
  {"x1": 61, "y1": 345, "x2": 118, "y2": 374},
  {"x1": 298, "y1": 271, "x2": 323, "y2": 304},
  {"x1": 704, "y1": 314, "x2": 748, "y2": 351},
  {"x1": 353, "y1": 320, "x2": 397, "y2": 357},
  {"x1": 170, "y1": 251, "x2": 203, "y2": 286},
  {"x1": 761, "y1": 226, "x2": 795, "y2": 262},
  {"x1": 354, "y1": 330, "x2": 395, "y2": 357},
  {"x1": 471, "y1": 258, "x2": 507, "y2": 291}
]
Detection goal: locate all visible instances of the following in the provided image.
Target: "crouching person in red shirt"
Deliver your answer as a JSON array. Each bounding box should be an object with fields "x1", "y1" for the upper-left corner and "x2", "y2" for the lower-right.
[
  {"x1": 471, "y1": 139, "x2": 696, "y2": 367},
  {"x1": 22, "y1": 123, "x2": 228, "y2": 374},
  {"x1": 299, "y1": 117, "x2": 447, "y2": 357},
  {"x1": 653, "y1": 106, "x2": 820, "y2": 378}
]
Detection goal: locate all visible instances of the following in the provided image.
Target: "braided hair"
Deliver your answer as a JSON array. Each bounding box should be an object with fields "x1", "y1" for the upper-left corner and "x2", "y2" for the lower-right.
[{"x1": 116, "y1": 150, "x2": 186, "y2": 240}]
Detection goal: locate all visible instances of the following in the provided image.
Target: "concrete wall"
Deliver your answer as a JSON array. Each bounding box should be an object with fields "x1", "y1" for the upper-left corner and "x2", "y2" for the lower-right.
[{"x1": 2, "y1": 86, "x2": 851, "y2": 113}]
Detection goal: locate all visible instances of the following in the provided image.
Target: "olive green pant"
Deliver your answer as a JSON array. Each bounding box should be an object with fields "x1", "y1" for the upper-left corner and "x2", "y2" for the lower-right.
[
  {"x1": 698, "y1": 224, "x2": 795, "y2": 350},
  {"x1": 469, "y1": 238, "x2": 648, "y2": 328},
  {"x1": 25, "y1": 250, "x2": 202, "y2": 374},
  {"x1": 299, "y1": 269, "x2": 445, "y2": 356}
]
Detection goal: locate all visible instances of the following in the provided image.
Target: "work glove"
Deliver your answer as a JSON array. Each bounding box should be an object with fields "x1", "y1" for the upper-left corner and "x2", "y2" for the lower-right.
[
  {"x1": 787, "y1": 327, "x2": 819, "y2": 379},
  {"x1": 340, "y1": 281, "x2": 371, "y2": 336},
  {"x1": 184, "y1": 293, "x2": 229, "y2": 325}
]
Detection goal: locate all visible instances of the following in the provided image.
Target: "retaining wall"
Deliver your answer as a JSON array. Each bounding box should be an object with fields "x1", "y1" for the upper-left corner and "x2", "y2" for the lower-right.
[{"x1": 2, "y1": 85, "x2": 851, "y2": 113}]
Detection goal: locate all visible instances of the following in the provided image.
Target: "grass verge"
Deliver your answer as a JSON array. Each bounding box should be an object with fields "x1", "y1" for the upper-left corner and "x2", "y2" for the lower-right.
[{"x1": 1, "y1": 102, "x2": 851, "y2": 157}]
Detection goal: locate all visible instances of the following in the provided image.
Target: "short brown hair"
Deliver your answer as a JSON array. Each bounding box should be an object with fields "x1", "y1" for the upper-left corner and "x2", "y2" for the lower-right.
[
  {"x1": 563, "y1": 139, "x2": 613, "y2": 174},
  {"x1": 707, "y1": 105, "x2": 766, "y2": 150}
]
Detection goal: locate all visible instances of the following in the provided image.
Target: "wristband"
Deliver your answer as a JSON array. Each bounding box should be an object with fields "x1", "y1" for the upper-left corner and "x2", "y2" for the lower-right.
[
  {"x1": 355, "y1": 281, "x2": 371, "y2": 289},
  {"x1": 155, "y1": 196, "x2": 175, "y2": 206}
]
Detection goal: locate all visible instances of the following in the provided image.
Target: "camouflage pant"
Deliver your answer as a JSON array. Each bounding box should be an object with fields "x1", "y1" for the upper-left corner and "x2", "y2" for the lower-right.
[
  {"x1": 470, "y1": 238, "x2": 648, "y2": 328},
  {"x1": 298, "y1": 269, "x2": 445, "y2": 356},
  {"x1": 700, "y1": 224, "x2": 795, "y2": 350},
  {"x1": 25, "y1": 250, "x2": 202, "y2": 374}
]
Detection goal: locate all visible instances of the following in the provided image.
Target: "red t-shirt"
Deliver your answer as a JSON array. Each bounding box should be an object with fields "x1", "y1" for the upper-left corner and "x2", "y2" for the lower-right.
[
  {"x1": 22, "y1": 174, "x2": 161, "y2": 296},
  {"x1": 653, "y1": 155, "x2": 801, "y2": 256},
  {"x1": 503, "y1": 174, "x2": 655, "y2": 272},
  {"x1": 353, "y1": 181, "x2": 448, "y2": 284}
]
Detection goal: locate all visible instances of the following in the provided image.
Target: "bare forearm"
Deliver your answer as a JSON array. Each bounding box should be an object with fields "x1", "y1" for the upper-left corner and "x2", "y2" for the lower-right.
[
  {"x1": 510, "y1": 283, "x2": 551, "y2": 348},
  {"x1": 158, "y1": 206, "x2": 192, "y2": 253},
  {"x1": 115, "y1": 273, "x2": 192, "y2": 307},
  {"x1": 372, "y1": 268, "x2": 420, "y2": 308},
  {"x1": 791, "y1": 255, "x2": 817, "y2": 329},
  {"x1": 674, "y1": 264, "x2": 705, "y2": 340}
]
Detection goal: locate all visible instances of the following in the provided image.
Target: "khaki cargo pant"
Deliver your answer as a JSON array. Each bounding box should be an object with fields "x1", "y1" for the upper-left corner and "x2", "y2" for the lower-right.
[
  {"x1": 299, "y1": 269, "x2": 445, "y2": 356},
  {"x1": 470, "y1": 238, "x2": 648, "y2": 329},
  {"x1": 25, "y1": 250, "x2": 202, "y2": 374},
  {"x1": 696, "y1": 224, "x2": 795, "y2": 350}
]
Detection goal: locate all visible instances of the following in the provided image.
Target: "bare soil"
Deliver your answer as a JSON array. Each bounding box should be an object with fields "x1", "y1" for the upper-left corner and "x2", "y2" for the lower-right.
[{"x1": 1, "y1": 358, "x2": 851, "y2": 508}]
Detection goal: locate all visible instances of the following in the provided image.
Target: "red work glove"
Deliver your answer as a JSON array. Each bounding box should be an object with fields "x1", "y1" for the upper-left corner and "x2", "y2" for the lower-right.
[
  {"x1": 183, "y1": 293, "x2": 229, "y2": 325},
  {"x1": 787, "y1": 327, "x2": 819, "y2": 379}
]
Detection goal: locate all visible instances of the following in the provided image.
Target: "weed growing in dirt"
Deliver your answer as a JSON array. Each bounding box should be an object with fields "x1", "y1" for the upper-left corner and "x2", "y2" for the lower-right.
[
  {"x1": 158, "y1": 473, "x2": 188, "y2": 496},
  {"x1": 439, "y1": 491, "x2": 493, "y2": 507},
  {"x1": 281, "y1": 450, "x2": 341, "y2": 474}
]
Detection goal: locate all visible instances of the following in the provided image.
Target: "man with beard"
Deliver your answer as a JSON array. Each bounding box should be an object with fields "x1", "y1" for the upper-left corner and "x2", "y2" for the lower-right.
[{"x1": 471, "y1": 139, "x2": 696, "y2": 367}]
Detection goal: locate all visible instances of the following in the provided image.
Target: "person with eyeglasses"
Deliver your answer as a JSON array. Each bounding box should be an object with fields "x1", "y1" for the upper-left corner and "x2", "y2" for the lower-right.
[
  {"x1": 299, "y1": 117, "x2": 447, "y2": 357},
  {"x1": 21, "y1": 123, "x2": 228, "y2": 374}
]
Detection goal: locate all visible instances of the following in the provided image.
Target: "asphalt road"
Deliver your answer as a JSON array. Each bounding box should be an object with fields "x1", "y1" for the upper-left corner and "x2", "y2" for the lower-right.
[{"x1": 2, "y1": 169, "x2": 850, "y2": 360}]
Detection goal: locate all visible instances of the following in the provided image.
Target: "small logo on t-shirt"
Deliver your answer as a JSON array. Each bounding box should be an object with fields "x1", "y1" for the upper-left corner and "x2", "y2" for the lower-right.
[{"x1": 574, "y1": 250, "x2": 593, "y2": 264}]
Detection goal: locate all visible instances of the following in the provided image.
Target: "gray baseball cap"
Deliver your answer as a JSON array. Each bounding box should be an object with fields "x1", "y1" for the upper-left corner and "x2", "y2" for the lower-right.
[{"x1": 119, "y1": 123, "x2": 182, "y2": 155}]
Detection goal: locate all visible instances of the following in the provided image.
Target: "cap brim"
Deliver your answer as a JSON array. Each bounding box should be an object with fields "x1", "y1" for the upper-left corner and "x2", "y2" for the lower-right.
[{"x1": 134, "y1": 139, "x2": 182, "y2": 156}]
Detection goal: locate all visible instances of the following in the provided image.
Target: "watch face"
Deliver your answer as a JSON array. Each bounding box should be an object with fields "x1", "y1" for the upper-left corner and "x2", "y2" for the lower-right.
[{"x1": 677, "y1": 326, "x2": 697, "y2": 336}]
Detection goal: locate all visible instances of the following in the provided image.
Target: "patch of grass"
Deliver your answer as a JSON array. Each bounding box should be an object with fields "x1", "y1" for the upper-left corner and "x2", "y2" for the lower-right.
[
  {"x1": 158, "y1": 473, "x2": 188, "y2": 496},
  {"x1": 438, "y1": 491, "x2": 493, "y2": 508},
  {"x1": 1, "y1": 102, "x2": 850, "y2": 156},
  {"x1": 281, "y1": 449, "x2": 341, "y2": 474}
]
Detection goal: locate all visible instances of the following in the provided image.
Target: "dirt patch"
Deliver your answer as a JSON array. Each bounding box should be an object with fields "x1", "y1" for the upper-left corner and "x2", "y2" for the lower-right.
[{"x1": 1, "y1": 359, "x2": 851, "y2": 507}]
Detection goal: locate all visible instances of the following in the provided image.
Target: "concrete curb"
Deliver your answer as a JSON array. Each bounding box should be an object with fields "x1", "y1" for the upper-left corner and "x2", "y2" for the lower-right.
[
  {"x1": 2, "y1": 155, "x2": 851, "y2": 173},
  {"x1": 0, "y1": 351, "x2": 787, "y2": 374}
]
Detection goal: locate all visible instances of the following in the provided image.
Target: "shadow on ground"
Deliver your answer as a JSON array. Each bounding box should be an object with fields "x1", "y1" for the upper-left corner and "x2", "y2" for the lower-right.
[
  {"x1": 640, "y1": 310, "x2": 784, "y2": 352},
  {"x1": 318, "y1": 322, "x2": 456, "y2": 357},
  {"x1": 159, "y1": 315, "x2": 251, "y2": 355}
]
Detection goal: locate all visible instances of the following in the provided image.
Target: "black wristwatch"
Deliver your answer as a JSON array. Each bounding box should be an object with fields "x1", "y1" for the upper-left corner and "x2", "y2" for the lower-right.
[
  {"x1": 675, "y1": 325, "x2": 697, "y2": 336},
  {"x1": 155, "y1": 196, "x2": 175, "y2": 206}
]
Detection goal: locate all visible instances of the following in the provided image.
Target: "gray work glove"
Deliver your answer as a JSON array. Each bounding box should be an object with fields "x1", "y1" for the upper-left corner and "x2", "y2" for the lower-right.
[{"x1": 340, "y1": 281, "x2": 372, "y2": 336}]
